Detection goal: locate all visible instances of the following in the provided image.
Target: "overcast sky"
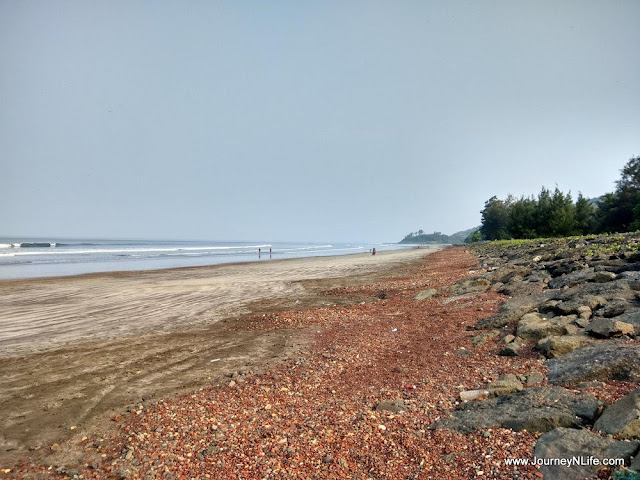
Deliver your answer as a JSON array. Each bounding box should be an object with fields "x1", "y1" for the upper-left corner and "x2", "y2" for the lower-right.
[{"x1": 1, "y1": 1, "x2": 638, "y2": 242}]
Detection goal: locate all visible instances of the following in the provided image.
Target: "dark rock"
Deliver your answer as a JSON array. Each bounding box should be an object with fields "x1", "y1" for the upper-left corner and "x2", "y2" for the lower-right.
[
  {"x1": 558, "y1": 281, "x2": 633, "y2": 303},
  {"x1": 555, "y1": 296, "x2": 607, "y2": 315},
  {"x1": 598, "y1": 300, "x2": 628, "y2": 318},
  {"x1": 586, "y1": 318, "x2": 635, "y2": 338},
  {"x1": 547, "y1": 341, "x2": 640, "y2": 385},
  {"x1": 548, "y1": 262, "x2": 589, "y2": 278},
  {"x1": 534, "y1": 427, "x2": 639, "y2": 480},
  {"x1": 524, "y1": 271, "x2": 550, "y2": 283},
  {"x1": 429, "y1": 387, "x2": 603, "y2": 434},
  {"x1": 474, "y1": 292, "x2": 554, "y2": 330},
  {"x1": 620, "y1": 271, "x2": 640, "y2": 281},
  {"x1": 594, "y1": 388, "x2": 640, "y2": 439},
  {"x1": 548, "y1": 268, "x2": 595, "y2": 289},
  {"x1": 499, "y1": 342, "x2": 522, "y2": 357},
  {"x1": 474, "y1": 305, "x2": 535, "y2": 330},
  {"x1": 539, "y1": 300, "x2": 561, "y2": 313}
]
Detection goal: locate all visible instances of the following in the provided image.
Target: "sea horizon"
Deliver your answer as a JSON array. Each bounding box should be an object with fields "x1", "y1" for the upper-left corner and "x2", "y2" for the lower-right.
[{"x1": 0, "y1": 236, "x2": 417, "y2": 280}]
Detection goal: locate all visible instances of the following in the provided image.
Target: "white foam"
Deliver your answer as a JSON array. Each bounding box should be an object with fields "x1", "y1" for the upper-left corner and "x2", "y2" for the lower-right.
[{"x1": 2, "y1": 244, "x2": 273, "y2": 257}]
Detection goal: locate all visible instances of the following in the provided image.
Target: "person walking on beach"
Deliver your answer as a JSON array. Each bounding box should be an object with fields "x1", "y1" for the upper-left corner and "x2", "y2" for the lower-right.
[
  {"x1": 258, "y1": 248, "x2": 261, "y2": 258},
  {"x1": 372, "y1": 248, "x2": 376, "y2": 255}
]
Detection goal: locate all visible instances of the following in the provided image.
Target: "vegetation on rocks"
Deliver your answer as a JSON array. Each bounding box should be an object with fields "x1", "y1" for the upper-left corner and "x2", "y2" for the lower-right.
[{"x1": 461, "y1": 232, "x2": 640, "y2": 478}]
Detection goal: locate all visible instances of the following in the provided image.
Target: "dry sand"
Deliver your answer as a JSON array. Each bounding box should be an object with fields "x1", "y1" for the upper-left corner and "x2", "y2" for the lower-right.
[{"x1": 0, "y1": 247, "x2": 437, "y2": 466}]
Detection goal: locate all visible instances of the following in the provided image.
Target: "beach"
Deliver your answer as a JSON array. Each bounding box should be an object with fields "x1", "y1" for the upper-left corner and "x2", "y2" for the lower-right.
[
  {"x1": 9, "y1": 241, "x2": 635, "y2": 479},
  {"x1": 0, "y1": 247, "x2": 436, "y2": 469}
]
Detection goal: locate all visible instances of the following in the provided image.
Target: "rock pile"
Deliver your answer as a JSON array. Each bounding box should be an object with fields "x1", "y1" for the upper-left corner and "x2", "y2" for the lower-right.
[{"x1": 432, "y1": 233, "x2": 640, "y2": 479}]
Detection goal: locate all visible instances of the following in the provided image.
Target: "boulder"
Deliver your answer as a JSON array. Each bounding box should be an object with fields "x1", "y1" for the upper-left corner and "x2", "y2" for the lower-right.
[
  {"x1": 558, "y1": 281, "x2": 633, "y2": 303},
  {"x1": 534, "y1": 427, "x2": 639, "y2": 480},
  {"x1": 475, "y1": 305, "x2": 536, "y2": 330},
  {"x1": 499, "y1": 267, "x2": 532, "y2": 284},
  {"x1": 620, "y1": 271, "x2": 640, "y2": 280},
  {"x1": 586, "y1": 318, "x2": 635, "y2": 338},
  {"x1": 594, "y1": 271, "x2": 617, "y2": 283},
  {"x1": 537, "y1": 334, "x2": 597, "y2": 359},
  {"x1": 547, "y1": 341, "x2": 640, "y2": 385},
  {"x1": 577, "y1": 305, "x2": 593, "y2": 321},
  {"x1": 594, "y1": 388, "x2": 640, "y2": 439},
  {"x1": 598, "y1": 300, "x2": 628, "y2": 318},
  {"x1": 429, "y1": 387, "x2": 603, "y2": 434},
  {"x1": 555, "y1": 296, "x2": 607, "y2": 315},
  {"x1": 487, "y1": 374, "x2": 523, "y2": 396},
  {"x1": 474, "y1": 293, "x2": 554, "y2": 330},
  {"x1": 516, "y1": 313, "x2": 579, "y2": 343},
  {"x1": 499, "y1": 342, "x2": 522, "y2": 357},
  {"x1": 614, "y1": 311, "x2": 640, "y2": 334},
  {"x1": 548, "y1": 268, "x2": 595, "y2": 289},
  {"x1": 539, "y1": 300, "x2": 561, "y2": 314}
]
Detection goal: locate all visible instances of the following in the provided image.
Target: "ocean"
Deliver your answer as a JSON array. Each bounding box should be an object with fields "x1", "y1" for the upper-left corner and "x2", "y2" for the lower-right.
[{"x1": 0, "y1": 238, "x2": 415, "y2": 280}]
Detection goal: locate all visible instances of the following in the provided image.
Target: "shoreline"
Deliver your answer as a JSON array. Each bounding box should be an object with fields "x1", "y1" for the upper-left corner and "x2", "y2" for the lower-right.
[
  {"x1": 0, "y1": 246, "x2": 421, "y2": 285},
  {"x1": 0, "y1": 244, "x2": 420, "y2": 287}
]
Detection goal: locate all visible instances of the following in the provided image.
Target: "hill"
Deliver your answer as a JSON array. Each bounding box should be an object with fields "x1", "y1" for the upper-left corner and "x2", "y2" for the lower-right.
[{"x1": 399, "y1": 226, "x2": 479, "y2": 245}]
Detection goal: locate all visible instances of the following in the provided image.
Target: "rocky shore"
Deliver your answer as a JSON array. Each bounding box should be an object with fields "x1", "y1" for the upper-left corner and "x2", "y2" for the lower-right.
[
  {"x1": 444, "y1": 233, "x2": 640, "y2": 479},
  {"x1": 6, "y1": 236, "x2": 640, "y2": 479}
]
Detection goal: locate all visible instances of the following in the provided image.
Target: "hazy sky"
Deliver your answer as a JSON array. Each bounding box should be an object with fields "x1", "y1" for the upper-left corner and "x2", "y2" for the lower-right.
[{"x1": 1, "y1": 1, "x2": 639, "y2": 242}]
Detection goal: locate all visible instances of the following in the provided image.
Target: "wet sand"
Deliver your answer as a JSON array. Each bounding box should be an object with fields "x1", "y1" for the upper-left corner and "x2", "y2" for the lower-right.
[{"x1": 0, "y1": 248, "x2": 437, "y2": 466}]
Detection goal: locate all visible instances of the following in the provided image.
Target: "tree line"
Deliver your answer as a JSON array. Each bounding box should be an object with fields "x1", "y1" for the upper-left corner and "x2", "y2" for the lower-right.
[{"x1": 475, "y1": 156, "x2": 640, "y2": 241}]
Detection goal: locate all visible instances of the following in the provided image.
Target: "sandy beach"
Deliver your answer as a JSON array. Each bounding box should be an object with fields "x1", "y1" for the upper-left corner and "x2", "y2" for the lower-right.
[
  {"x1": 0, "y1": 248, "x2": 431, "y2": 357},
  {"x1": 0, "y1": 247, "x2": 436, "y2": 467}
]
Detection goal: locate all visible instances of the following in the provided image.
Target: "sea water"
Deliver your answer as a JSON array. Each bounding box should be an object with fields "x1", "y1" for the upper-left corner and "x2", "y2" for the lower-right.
[{"x1": 0, "y1": 238, "x2": 415, "y2": 280}]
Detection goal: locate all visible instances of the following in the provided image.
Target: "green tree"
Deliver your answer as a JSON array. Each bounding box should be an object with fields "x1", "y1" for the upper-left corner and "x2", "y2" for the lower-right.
[
  {"x1": 548, "y1": 187, "x2": 576, "y2": 236},
  {"x1": 480, "y1": 196, "x2": 511, "y2": 240},
  {"x1": 596, "y1": 157, "x2": 640, "y2": 232},
  {"x1": 618, "y1": 156, "x2": 640, "y2": 230},
  {"x1": 536, "y1": 187, "x2": 553, "y2": 237},
  {"x1": 509, "y1": 195, "x2": 538, "y2": 238},
  {"x1": 575, "y1": 193, "x2": 597, "y2": 234}
]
